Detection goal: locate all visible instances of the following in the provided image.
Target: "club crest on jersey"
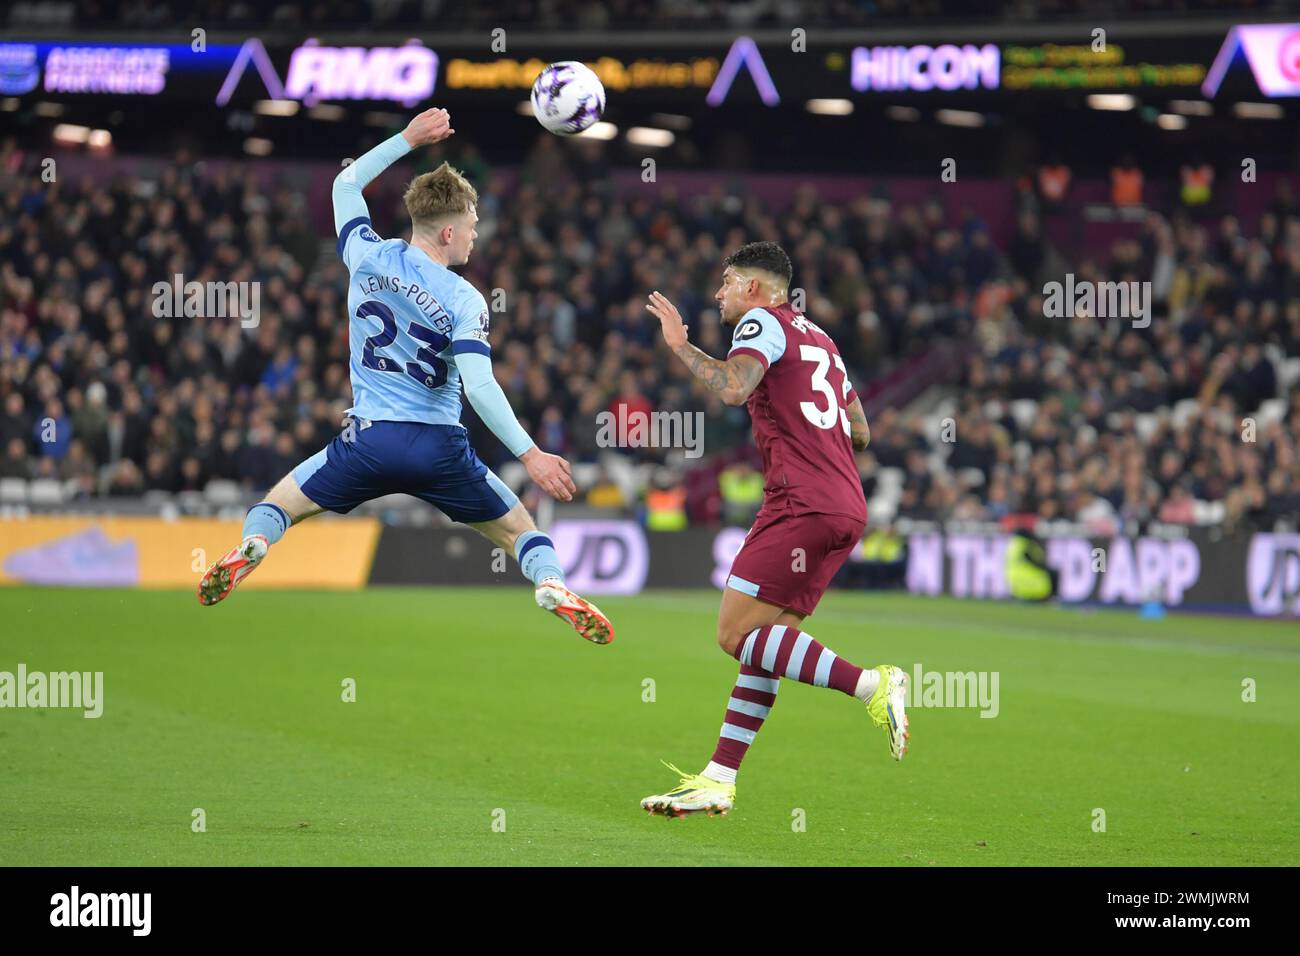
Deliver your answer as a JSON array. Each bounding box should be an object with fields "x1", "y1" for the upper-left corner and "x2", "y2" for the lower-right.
[{"x1": 734, "y1": 318, "x2": 764, "y2": 341}]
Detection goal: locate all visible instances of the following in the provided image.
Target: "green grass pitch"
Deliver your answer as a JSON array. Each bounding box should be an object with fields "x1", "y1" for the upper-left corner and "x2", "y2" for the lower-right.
[{"x1": 1, "y1": 586, "x2": 1296, "y2": 866}]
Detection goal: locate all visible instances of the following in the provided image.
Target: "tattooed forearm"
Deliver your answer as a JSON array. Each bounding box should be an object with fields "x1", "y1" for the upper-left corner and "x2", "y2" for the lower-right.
[
  {"x1": 846, "y1": 397, "x2": 871, "y2": 451},
  {"x1": 678, "y1": 345, "x2": 730, "y2": 393},
  {"x1": 672, "y1": 345, "x2": 764, "y2": 406}
]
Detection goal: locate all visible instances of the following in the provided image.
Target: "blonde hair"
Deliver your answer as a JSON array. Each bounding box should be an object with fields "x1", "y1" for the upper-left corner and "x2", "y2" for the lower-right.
[{"x1": 403, "y1": 162, "x2": 478, "y2": 231}]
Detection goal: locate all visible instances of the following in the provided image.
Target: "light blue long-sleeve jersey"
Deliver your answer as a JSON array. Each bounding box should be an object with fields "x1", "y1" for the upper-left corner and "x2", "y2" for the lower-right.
[{"x1": 332, "y1": 133, "x2": 535, "y2": 457}]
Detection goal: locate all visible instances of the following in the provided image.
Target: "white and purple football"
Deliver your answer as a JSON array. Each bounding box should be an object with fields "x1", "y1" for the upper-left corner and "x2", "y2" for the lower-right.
[{"x1": 530, "y1": 61, "x2": 606, "y2": 135}]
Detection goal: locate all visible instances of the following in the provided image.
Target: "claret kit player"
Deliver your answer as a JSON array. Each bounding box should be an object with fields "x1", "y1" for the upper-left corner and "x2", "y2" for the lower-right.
[
  {"x1": 198, "y1": 107, "x2": 613, "y2": 646},
  {"x1": 642, "y1": 241, "x2": 908, "y2": 817}
]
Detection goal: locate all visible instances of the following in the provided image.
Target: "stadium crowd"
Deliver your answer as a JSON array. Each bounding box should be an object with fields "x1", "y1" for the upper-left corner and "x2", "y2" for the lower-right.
[
  {"x1": 862, "y1": 204, "x2": 1300, "y2": 534},
  {"x1": 1, "y1": 131, "x2": 1298, "y2": 531}
]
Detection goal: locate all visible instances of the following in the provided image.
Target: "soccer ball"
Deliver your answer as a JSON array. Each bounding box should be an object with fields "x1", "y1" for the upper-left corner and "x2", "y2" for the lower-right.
[{"x1": 530, "y1": 61, "x2": 606, "y2": 135}]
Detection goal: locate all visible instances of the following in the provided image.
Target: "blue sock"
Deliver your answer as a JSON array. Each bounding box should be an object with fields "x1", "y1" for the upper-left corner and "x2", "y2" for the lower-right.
[
  {"x1": 243, "y1": 502, "x2": 290, "y2": 545},
  {"x1": 515, "y1": 531, "x2": 564, "y2": 586}
]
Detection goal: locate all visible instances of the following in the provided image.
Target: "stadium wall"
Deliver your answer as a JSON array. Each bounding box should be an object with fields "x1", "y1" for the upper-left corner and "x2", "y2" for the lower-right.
[
  {"x1": 0, "y1": 516, "x2": 380, "y2": 590},
  {"x1": 3, "y1": 516, "x2": 1296, "y2": 617},
  {"x1": 366, "y1": 521, "x2": 1300, "y2": 618}
]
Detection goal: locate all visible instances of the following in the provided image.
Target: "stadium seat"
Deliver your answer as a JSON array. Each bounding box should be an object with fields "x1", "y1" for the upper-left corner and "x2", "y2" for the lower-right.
[
  {"x1": 0, "y1": 478, "x2": 28, "y2": 504},
  {"x1": 203, "y1": 480, "x2": 246, "y2": 506},
  {"x1": 176, "y1": 491, "x2": 206, "y2": 511},
  {"x1": 877, "y1": 467, "x2": 904, "y2": 490},
  {"x1": 1009, "y1": 400, "x2": 1039, "y2": 431},
  {"x1": 1171, "y1": 398, "x2": 1201, "y2": 429},
  {"x1": 1281, "y1": 358, "x2": 1300, "y2": 391},
  {"x1": 1256, "y1": 399, "x2": 1287, "y2": 430},
  {"x1": 867, "y1": 496, "x2": 897, "y2": 524},
  {"x1": 497, "y1": 462, "x2": 527, "y2": 492},
  {"x1": 1202, "y1": 500, "x2": 1226, "y2": 525},
  {"x1": 143, "y1": 490, "x2": 175, "y2": 510},
  {"x1": 28, "y1": 479, "x2": 65, "y2": 506},
  {"x1": 572, "y1": 463, "x2": 600, "y2": 488},
  {"x1": 1134, "y1": 413, "x2": 1160, "y2": 444}
]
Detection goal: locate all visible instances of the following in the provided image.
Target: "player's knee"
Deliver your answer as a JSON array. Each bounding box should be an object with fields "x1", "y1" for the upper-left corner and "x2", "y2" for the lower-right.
[
  {"x1": 716, "y1": 626, "x2": 744, "y2": 658},
  {"x1": 263, "y1": 474, "x2": 319, "y2": 524},
  {"x1": 501, "y1": 503, "x2": 537, "y2": 542}
]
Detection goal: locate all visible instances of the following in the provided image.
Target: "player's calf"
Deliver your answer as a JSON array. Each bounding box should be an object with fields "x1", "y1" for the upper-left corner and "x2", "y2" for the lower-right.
[{"x1": 733, "y1": 624, "x2": 911, "y2": 761}]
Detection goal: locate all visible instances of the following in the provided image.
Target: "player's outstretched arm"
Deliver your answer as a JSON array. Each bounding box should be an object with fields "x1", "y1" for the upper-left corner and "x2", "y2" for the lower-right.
[
  {"x1": 646, "y1": 291, "x2": 764, "y2": 406},
  {"x1": 332, "y1": 107, "x2": 454, "y2": 233},
  {"x1": 457, "y1": 352, "x2": 576, "y2": 501}
]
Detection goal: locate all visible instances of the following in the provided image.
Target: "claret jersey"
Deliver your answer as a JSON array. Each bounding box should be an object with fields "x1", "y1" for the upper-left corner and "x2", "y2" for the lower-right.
[{"x1": 727, "y1": 303, "x2": 867, "y2": 522}]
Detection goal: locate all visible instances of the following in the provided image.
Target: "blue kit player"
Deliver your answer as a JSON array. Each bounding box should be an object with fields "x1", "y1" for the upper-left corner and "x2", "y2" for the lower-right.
[{"x1": 198, "y1": 107, "x2": 614, "y2": 645}]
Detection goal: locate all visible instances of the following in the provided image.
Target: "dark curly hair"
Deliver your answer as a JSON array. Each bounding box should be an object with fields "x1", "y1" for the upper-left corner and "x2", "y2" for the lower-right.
[{"x1": 722, "y1": 241, "x2": 793, "y2": 286}]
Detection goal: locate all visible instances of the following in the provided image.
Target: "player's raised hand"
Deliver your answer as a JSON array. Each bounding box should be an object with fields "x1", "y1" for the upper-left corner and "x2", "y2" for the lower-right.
[
  {"x1": 646, "y1": 291, "x2": 688, "y2": 350},
  {"x1": 521, "y1": 447, "x2": 577, "y2": 502},
  {"x1": 401, "y1": 107, "x2": 455, "y2": 148}
]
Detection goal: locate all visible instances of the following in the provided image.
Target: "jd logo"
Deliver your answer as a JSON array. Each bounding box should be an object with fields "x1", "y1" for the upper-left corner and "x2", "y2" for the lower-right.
[
  {"x1": 1247, "y1": 534, "x2": 1300, "y2": 616},
  {"x1": 734, "y1": 320, "x2": 763, "y2": 341},
  {"x1": 551, "y1": 520, "x2": 649, "y2": 595}
]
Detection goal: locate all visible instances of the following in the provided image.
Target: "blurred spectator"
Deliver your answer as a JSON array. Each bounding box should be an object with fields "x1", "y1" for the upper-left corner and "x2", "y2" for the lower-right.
[
  {"x1": 586, "y1": 467, "x2": 627, "y2": 509},
  {"x1": 718, "y1": 461, "x2": 764, "y2": 527},
  {"x1": 1036, "y1": 156, "x2": 1071, "y2": 213},
  {"x1": 644, "y1": 468, "x2": 687, "y2": 531},
  {"x1": 1180, "y1": 158, "x2": 1214, "y2": 210},
  {"x1": 1110, "y1": 155, "x2": 1144, "y2": 207},
  {"x1": 0, "y1": 437, "x2": 30, "y2": 479}
]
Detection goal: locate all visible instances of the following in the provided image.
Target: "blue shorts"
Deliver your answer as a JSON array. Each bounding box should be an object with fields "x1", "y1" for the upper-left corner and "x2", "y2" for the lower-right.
[{"x1": 292, "y1": 420, "x2": 518, "y2": 523}]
